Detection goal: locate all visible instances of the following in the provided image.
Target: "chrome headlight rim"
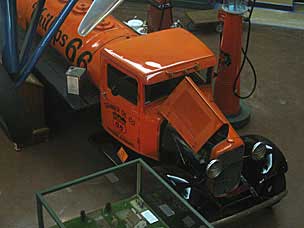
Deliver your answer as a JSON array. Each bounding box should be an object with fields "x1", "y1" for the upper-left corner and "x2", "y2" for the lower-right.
[
  {"x1": 252, "y1": 141, "x2": 267, "y2": 161},
  {"x1": 206, "y1": 159, "x2": 223, "y2": 179}
]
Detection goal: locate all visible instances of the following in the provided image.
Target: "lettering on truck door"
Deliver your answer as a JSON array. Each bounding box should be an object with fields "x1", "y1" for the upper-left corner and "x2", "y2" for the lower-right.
[{"x1": 101, "y1": 64, "x2": 140, "y2": 151}]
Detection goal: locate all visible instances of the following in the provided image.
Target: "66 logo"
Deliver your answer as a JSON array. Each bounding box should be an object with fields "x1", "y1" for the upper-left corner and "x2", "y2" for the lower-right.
[{"x1": 113, "y1": 112, "x2": 126, "y2": 133}]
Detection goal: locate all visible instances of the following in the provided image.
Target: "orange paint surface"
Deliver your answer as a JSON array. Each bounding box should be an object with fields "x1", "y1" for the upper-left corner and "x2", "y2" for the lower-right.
[
  {"x1": 16, "y1": 0, "x2": 244, "y2": 161},
  {"x1": 102, "y1": 28, "x2": 217, "y2": 85},
  {"x1": 117, "y1": 147, "x2": 128, "y2": 163}
]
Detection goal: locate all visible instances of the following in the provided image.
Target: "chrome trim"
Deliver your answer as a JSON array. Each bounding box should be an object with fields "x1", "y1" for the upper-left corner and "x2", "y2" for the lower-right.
[{"x1": 206, "y1": 159, "x2": 223, "y2": 179}]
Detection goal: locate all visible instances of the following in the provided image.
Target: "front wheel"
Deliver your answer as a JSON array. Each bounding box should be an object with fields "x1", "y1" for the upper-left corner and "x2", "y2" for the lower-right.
[{"x1": 241, "y1": 135, "x2": 288, "y2": 199}]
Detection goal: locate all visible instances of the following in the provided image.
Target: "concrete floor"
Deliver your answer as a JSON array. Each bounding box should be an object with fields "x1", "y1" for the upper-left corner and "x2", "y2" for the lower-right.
[
  {"x1": 252, "y1": 8, "x2": 304, "y2": 30},
  {"x1": 1, "y1": 3, "x2": 304, "y2": 228}
]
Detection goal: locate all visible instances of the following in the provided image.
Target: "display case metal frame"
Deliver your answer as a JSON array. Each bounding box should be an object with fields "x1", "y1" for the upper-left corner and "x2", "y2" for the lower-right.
[{"x1": 35, "y1": 159, "x2": 213, "y2": 228}]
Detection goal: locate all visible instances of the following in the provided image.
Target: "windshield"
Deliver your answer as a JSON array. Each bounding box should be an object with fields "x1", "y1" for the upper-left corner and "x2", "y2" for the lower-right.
[
  {"x1": 108, "y1": 64, "x2": 138, "y2": 105},
  {"x1": 145, "y1": 67, "x2": 213, "y2": 104}
]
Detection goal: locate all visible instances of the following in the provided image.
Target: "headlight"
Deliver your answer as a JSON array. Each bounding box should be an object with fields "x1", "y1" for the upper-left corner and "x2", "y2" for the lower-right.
[
  {"x1": 206, "y1": 159, "x2": 223, "y2": 179},
  {"x1": 252, "y1": 142, "x2": 267, "y2": 161}
]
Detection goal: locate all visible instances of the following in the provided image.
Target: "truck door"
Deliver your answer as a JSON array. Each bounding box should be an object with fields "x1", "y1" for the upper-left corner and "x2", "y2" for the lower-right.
[{"x1": 101, "y1": 64, "x2": 140, "y2": 151}]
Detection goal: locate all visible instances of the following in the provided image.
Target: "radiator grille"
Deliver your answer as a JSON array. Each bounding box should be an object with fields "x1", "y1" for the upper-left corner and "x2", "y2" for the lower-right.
[{"x1": 208, "y1": 147, "x2": 244, "y2": 197}]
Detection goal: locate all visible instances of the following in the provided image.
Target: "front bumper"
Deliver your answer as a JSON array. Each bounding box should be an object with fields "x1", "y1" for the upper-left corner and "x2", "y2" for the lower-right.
[{"x1": 212, "y1": 190, "x2": 287, "y2": 226}]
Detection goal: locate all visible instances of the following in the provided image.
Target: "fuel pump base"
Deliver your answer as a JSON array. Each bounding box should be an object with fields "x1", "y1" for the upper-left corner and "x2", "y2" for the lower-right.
[{"x1": 227, "y1": 101, "x2": 251, "y2": 129}]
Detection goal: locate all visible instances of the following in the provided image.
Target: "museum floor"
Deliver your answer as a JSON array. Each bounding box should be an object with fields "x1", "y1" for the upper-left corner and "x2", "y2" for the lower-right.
[{"x1": 1, "y1": 2, "x2": 303, "y2": 228}]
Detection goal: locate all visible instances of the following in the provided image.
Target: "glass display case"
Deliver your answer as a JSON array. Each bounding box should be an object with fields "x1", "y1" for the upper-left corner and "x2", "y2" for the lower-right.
[{"x1": 36, "y1": 159, "x2": 213, "y2": 228}]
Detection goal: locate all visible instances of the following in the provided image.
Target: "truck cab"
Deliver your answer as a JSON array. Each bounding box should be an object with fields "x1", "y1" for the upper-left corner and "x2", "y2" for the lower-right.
[{"x1": 100, "y1": 28, "x2": 245, "y2": 196}]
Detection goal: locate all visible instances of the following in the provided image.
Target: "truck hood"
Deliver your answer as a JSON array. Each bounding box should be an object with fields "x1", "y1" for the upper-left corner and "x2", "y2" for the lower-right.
[{"x1": 159, "y1": 77, "x2": 228, "y2": 153}]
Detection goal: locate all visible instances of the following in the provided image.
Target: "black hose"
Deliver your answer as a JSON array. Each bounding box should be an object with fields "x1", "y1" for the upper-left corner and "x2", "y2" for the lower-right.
[
  {"x1": 233, "y1": 0, "x2": 257, "y2": 99},
  {"x1": 239, "y1": 47, "x2": 257, "y2": 99}
]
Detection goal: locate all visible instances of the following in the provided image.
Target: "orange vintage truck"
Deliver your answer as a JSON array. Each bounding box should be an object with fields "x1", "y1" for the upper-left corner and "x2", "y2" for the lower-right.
[{"x1": 12, "y1": 0, "x2": 288, "y2": 223}]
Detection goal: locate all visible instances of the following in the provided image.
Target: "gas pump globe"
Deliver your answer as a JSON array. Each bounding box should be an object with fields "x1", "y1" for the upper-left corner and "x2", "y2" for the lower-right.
[{"x1": 222, "y1": 0, "x2": 248, "y2": 14}]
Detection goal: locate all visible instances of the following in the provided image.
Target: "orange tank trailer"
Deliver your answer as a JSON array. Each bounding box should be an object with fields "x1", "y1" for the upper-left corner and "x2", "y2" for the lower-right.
[{"x1": 16, "y1": 0, "x2": 138, "y2": 88}]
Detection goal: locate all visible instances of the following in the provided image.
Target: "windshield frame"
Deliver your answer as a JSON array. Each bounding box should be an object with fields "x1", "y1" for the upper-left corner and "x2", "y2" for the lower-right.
[{"x1": 144, "y1": 67, "x2": 213, "y2": 104}]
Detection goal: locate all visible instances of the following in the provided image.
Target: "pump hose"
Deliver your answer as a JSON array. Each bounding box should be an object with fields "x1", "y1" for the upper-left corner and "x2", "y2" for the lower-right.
[{"x1": 233, "y1": 0, "x2": 257, "y2": 99}]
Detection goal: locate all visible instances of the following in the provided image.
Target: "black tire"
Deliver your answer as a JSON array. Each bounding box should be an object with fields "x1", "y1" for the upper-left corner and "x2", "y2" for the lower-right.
[
  {"x1": 0, "y1": 65, "x2": 32, "y2": 145},
  {"x1": 241, "y1": 134, "x2": 288, "y2": 196}
]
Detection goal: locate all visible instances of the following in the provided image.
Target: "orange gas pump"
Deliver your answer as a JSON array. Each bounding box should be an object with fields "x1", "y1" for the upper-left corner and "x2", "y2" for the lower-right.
[
  {"x1": 214, "y1": 1, "x2": 252, "y2": 128},
  {"x1": 147, "y1": 0, "x2": 173, "y2": 32}
]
